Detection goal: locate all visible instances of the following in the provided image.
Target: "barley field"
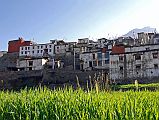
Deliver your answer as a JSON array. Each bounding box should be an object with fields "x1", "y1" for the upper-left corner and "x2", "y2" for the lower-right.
[{"x1": 0, "y1": 87, "x2": 159, "y2": 120}]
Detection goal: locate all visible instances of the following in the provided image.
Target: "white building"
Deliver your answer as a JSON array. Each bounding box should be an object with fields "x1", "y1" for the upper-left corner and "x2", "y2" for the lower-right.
[
  {"x1": 80, "y1": 48, "x2": 110, "y2": 71},
  {"x1": 54, "y1": 44, "x2": 69, "y2": 54},
  {"x1": 110, "y1": 44, "x2": 159, "y2": 80},
  {"x1": 17, "y1": 58, "x2": 47, "y2": 71},
  {"x1": 19, "y1": 40, "x2": 71, "y2": 57},
  {"x1": 19, "y1": 42, "x2": 55, "y2": 57}
]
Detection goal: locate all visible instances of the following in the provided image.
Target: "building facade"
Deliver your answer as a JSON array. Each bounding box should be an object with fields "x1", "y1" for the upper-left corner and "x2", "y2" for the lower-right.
[
  {"x1": 17, "y1": 58, "x2": 47, "y2": 71},
  {"x1": 19, "y1": 43, "x2": 55, "y2": 57},
  {"x1": 110, "y1": 44, "x2": 159, "y2": 80},
  {"x1": 80, "y1": 48, "x2": 110, "y2": 71},
  {"x1": 8, "y1": 37, "x2": 33, "y2": 53}
]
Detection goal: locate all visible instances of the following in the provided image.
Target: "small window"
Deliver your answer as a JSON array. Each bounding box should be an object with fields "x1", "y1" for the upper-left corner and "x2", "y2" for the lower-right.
[
  {"x1": 93, "y1": 54, "x2": 95, "y2": 59},
  {"x1": 93, "y1": 61, "x2": 97, "y2": 66},
  {"x1": 49, "y1": 49, "x2": 52, "y2": 52},
  {"x1": 49, "y1": 45, "x2": 52, "y2": 48},
  {"x1": 105, "y1": 60, "x2": 109, "y2": 64},
  {"x1": 33, "y1": 46, "x2": 34, "y2": 49},
  {"x1": 21, "y1": 47, "x2": 23, "y2": 50},
  {"x1": 41, "y1": 50, "x2": 43, "y2": 53},
  {"x1": 37, "y1": 46, "x2": 40, "y2": 49},
  {"x1": 154, "y1": 64, "x2": 158, "y2": 69},
  {"x1": 57, "y1": 46, "x2": 59, "y2": 49},
  {"x1": 119, "y1": 56, "x2": 123, "y2": 61},
  {"x1": 21, "y1": 51, "x2": 23, "y2": 54},
  {"x1": 46, "y1": 45, "x2": 48, "y2": 48},
  {"x1": 28, "y1": 47, "x2": 30, "y2": 50},
  {"x1": 146, "y1": 47, "x2": 150, "y2": 50},
  {"x1": 136, "y1": 65, "x2": 141, "y2": 70},
  {"x1": 29, "y1": 61, "x2": 33, "y2": 66},
  {"x1": 119, "y1": 66, "x2": 123, "y2": 71},
  {"x1": 25, "y1": 51, "x2": 27, "y2": 54},
  {"x1": 135, "y1": 54, "x2": 141, "y2": 60},
  {"x1": 37, "y1": 50, "x2": 39, "y2": 53},
  {"x1": 25, "y1": 47, "x2": 27, "y2": 50},
  {"x1": 29, "y1": 67, "x2": 32, "y2": 71},
  {"x1": 152, "y1": 53, "x2": 158, "y2": 59},
  {"x1": 41, "y1": 46, "x2": 43, "y2": 49},
  {"x1": 32, "y1": 51, "x2": 34, "y2": 54},
  {"x1": 98, "y1": 60, "x2": 102, "y2": 66}
]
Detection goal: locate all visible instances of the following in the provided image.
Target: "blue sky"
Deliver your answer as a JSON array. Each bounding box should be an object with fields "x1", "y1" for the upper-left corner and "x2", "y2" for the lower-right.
[{"x1": 0, "y1": 0, "x2": 159, "y2": 51}]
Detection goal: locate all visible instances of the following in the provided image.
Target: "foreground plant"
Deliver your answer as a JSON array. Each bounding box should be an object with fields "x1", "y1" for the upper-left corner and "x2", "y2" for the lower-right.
[{"x1": 0, "y1": 87, "x2": 158, "y2": 120}]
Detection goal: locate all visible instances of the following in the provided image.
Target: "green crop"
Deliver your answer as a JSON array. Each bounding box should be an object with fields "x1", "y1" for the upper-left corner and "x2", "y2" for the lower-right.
[{"x1": 0, "y1": 87, "x2": 158, "y2": 120}]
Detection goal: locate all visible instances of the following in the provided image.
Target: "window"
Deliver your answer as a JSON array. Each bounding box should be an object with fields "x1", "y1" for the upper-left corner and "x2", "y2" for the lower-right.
[
  {"x1": 93, "y1": 61, "x2": 97, "y2": 66},
  {"x1": 146, "y1": 47, "x2": 150, "y2": 50},
  {"x1": 98, "y1": 60, "x2": 102, "y2": 66},
  {"x1": 32, "y1": 51, "x2": 34, "y2": 54},
  {"x1": 41, "y1": 50, "x2": 43, "y2": 53},
  {"x1": 21, "y1": 51, "x2": 23, "y2": 54},
  {"x1": 28, "y1": 47, "x2": 30, "y2": 50},
  {"x1": 89, "y1": 61, "x2": 92, "y2": 67},
  {"x1": 29, "y1": 61, "x2": 33, "y2": 66},
  {"x1": 93, "y1": 54, "x2": 95, "y2": 59},
  {"x1": 49, "y1": 45, "x2": 52, "y2": 48},
  {"x1": 25, "y1": 51, "x2": 27, "y2": 54},
  {"x1": 37, "y1": 50, "x2": 39, "y2": 53},
  {"x1": 49, "y1": 49, "x2": 52, "y2": 52},
  {"x1": 21, "y1": 47, "x2": 23, "y2": 50},
  {"x1": 44, "y1": 49, "x2": 48, "y2": 53},
  {"x1": 33, "y1": 46, "x2": 34, "y2": 49},
  {"x1": 41, "y1": 46, "x2": 43, "y2": 49},
  {"x1": 25, "y1": 47, "x2": 27, "y2": 50},
  {"x1": 37, "y1": 46, "x2": 40, "y2": 49},
  {"x1": 136, "y1": 65, "x2": 141, "y2": 70},
  {"x1": 119, "y1": 56, "x2": 123, "y2": 61},
  {"x1": 152, "y1": 53, "x2": 158, "y2": 59},
  {"x1": 29, "y1": 67, "x2": 32, "y2": 71},
  {"x1": 105, "y1": 60, "x2": 109, "y2": 64},
  {"x1": 97, "y1": 53, "x2": 102, "y2": 59},
  {"x1": 154, "y1": 64, "x2": 158, "y2": 69},
  {"x1": 45, "y1": 45, "x2": 48, "y2": 48},
  {"x1": 135, "y1": 54, "x2": 141, "y2": 60},
  {"x1": 119, "y1": 66, "x2": 123, "y2": 71}
]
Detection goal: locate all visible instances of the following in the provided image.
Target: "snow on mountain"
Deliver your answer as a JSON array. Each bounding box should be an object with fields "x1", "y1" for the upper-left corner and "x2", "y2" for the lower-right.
[{"x1": 123, "y1": 26, "x2": 157, "y2": 38}]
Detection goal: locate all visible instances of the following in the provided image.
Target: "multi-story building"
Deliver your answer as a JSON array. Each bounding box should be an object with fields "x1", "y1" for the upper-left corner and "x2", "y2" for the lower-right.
[
  {"x1": 19, "y1": 42, "x2": 55, "y2": 57},
  {"x1": 8, "y1": 37, "x2": 33, "y2": 53},
  {"x1": 19, "y1": 40, "x2": 70, "y2": 57},
  {"x1": 110, "y1": 44, "x2": 159, "y2": 80},
  {"x1": 80, "y1": 47, "x2": 111, "y2": 71}
]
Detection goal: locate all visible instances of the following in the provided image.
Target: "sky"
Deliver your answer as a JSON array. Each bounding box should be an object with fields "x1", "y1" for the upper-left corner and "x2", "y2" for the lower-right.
[{"x1": 0, "y1": 0, "x2": 159, "y2": 51}]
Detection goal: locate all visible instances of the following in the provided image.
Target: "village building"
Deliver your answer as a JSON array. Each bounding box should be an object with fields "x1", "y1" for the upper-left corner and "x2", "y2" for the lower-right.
[
  {"x1": 16, "y1": 57, "x2": 47, "y2": 71},
  {"x1": 109, "y1": 44, "x2": 159, "y2": 80},
  {"x1": 8, "y1": 37, "x2": 33, "y2": 53},
  {"x1": 79, "y1": 47, "x2": 111, "y2": 71},
  {"x1": 19, "y1": 42, "x2": 55, "y2": 57}
]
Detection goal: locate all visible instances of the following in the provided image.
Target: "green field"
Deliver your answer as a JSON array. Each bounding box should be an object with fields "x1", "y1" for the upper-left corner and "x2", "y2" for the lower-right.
[
  {"x1": 0, "y1": 87, "x2": 159, "y2": 120},
  {"x1": 112, "y1": 83, "x2": 159, "y2": 91}
]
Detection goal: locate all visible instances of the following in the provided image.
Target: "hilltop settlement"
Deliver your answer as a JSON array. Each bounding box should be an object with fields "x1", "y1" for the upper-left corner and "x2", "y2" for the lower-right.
[{"x1": 0, "y1": 31, "x2": 159, "y2": 89}]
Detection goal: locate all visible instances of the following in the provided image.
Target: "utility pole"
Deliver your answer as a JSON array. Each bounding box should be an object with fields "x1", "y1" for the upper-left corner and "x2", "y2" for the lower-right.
[{"x1": 73, "y1": 46, "x2": 76, "y2": 70}]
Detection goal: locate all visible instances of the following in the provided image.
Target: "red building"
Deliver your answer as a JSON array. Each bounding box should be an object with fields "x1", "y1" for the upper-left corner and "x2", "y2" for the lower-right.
[
  {"x1": 8, "y1": 37, "x2": 32, "y2": 53},
  {"x1": 112, "y1": 45, "x2": 125, "y2": 54}
]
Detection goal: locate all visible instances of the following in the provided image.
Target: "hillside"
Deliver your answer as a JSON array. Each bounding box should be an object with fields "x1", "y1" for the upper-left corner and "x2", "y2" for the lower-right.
[{"x1": 123, "y1": 26, "x2": 157, "y2": 38}]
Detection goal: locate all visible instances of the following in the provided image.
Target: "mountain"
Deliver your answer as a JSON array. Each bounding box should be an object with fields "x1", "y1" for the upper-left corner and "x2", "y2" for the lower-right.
[{"x1": 123, "y1": 26, "x2": 157, "y2": 38}]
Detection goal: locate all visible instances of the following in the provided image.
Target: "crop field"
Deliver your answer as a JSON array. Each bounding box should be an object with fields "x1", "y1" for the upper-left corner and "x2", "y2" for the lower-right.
[{"x1": 0, "y1": 87, "x2": 159, "y2": 120}]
